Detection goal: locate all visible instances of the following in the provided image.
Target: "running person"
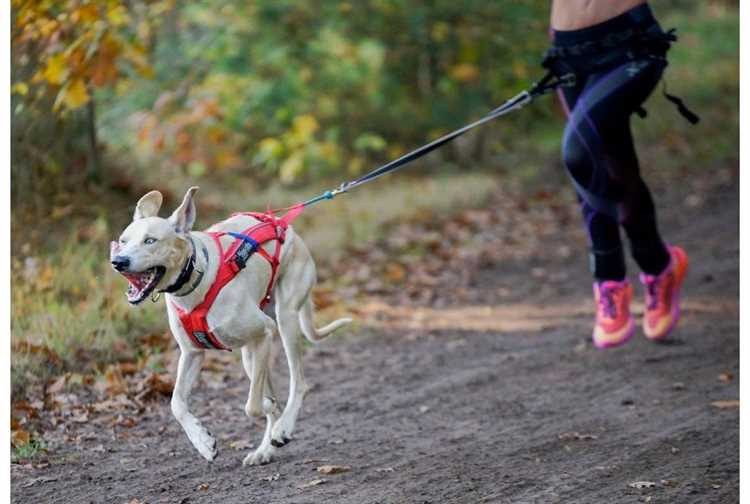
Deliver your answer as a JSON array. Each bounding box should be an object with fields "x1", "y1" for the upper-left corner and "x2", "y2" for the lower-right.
[{"x1": 547, "y1": 1, "x2": 691, "y2": 348}]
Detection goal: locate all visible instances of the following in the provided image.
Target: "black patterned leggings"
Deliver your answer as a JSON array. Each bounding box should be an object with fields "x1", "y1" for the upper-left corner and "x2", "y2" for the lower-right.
[{"x1": 557, "y1": 54, "x2": 671, "y2": 282}]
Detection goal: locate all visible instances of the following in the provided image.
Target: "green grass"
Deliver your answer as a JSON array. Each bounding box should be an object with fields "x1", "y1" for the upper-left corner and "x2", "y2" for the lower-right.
[
  {"x1": 11, "y1": 237, "x2": 165, "y2": 398},
  {"x1": 12, "y1": 437, "x2": 46, "y2": 462}
]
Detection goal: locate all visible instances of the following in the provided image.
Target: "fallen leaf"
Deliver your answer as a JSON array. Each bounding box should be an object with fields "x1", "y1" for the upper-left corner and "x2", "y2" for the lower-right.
[
  {"x1": 12, "y1": 429, "x2": 31, "y2": 448},
  {"x1": 12, "y1": 400, "x2": 39, "y2": 419},
  {"x1": 22, "y1": 476, "x2": 58, "y2": 488},
  {"x1": 118, "y1": 362, "x2": 139, "y2": 375},
  {"x1": 711, "y1": 400, "x2": 739, "y2": 409},
  {"x1": 12, "y1": 342, "x2": 62, "y2": 368},
  {"x1": 629, "y1": 481, "x2": 656, "y2": 489},
  {"x1": 316, "y1": 464, "x2": 351, "y2": 475},
  {"x1": 718, "y1": 373, "x2": 733, "y2": 383},
  {"x1": 116, "y1": 416, "x2": 138, "y2": 428},
  {"x1": 91, "y1": 395, "x2": 137, "y2": 412},
  {"x1": 134, "y1": 372, "x2": 174, "y2": 401},
  {"x1": 230, "y1": 439, "x2": 253, "y2": 451},
  {"x1": 384, "y1": 263, "x2": 406, "y2": 283},
  {"x1": 48, "y1": 374, "x2": 70, "y2": 394},
  {"x1": 100, "y1": 367, "x2": 127, "y2": 396},
  {"x1": 71, "y1": 410, "x2": 90, "y2": 423},
  {"x1": 299, "y1": 478, "x2": 326, "y2": 489},
  {"x1": 197, "y1": 483, "x2": 209, "y2": 491},
  {"x1": 558, "y1": 432, "x2": 598, "y2": 441},
  {"x1": 303, "y1": 458, "x2": 327, "y2": 464}
]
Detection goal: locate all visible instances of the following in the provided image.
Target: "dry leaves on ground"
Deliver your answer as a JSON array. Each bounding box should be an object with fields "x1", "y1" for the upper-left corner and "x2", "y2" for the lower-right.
[
  {"x1": 316, "y1": 464, "x2": 351, "y2": 475},
  {"x1": 629, "y1": 481, "x2": 657, "y2": 489},
  {"x1": 718, "y1": 373, "x2": 734, "y2": 383},
  {"x1": 558, "y1": 432, "x2": 598, "y2": 441},
  {"x1": 710, "y1": 400, "x2": 739, "y2": 409},
  {"x1": 299, "y1": 478, "x2": 327, "y2": 489}
]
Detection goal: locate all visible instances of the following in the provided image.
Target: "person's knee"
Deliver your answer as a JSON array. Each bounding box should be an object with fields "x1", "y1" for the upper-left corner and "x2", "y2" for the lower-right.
[{"x1": 562, "y1": 131, "x2": 593, "y2": 185}]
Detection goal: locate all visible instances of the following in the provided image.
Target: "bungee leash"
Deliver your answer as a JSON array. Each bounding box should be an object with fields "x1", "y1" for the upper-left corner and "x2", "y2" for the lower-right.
[{"x1": 289, "y1": 71, "x2": 574, "y2": 211}]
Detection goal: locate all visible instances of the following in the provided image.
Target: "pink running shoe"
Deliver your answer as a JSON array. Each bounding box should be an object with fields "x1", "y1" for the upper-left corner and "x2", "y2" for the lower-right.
[
  {"x1": 640, "y1": 245, "x2": 689, "y2": 341},
  {"x1": 592, "y1": 280, "x2": 635, "y2": 349}
]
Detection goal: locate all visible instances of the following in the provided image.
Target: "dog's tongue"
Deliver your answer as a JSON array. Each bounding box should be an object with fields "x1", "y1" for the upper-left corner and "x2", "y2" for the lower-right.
[{"x1": 122, "y1": 271, "x2": 147, "y2": 290}]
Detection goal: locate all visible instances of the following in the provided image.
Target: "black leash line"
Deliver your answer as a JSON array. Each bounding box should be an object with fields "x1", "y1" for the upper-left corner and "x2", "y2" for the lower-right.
[{"x1": 281, "y1": 71, "x2": 573, "y2": 211}]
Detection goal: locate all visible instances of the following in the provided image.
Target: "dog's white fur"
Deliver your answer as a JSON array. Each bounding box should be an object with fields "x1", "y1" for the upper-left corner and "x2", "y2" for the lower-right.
[{"x1": 112, "y1": 187, "x2": 351, "y2": 465}]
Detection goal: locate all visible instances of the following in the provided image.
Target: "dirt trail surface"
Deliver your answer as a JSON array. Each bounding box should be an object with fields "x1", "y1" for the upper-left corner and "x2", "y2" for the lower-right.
[{"x1": 12, "y1": 166, "x2": 739, "y2": 503}]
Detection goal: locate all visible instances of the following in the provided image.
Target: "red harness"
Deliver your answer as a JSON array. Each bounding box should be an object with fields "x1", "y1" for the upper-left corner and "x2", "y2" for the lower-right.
[{"x1": 171, "y1": 205, "x2": 303, "y2": 351}]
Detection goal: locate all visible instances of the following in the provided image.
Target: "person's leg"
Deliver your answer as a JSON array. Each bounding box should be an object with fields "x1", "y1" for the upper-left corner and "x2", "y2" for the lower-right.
[
  {"x1": 603, "y1": 116, "x2": 671, "y2": 276},
  {"x1": 560, "y1": 57, "x2": 675, "y2": 347},
  {"x1": 561, "y1": 57, "x2": 688, "y2": 343},
  {"x1": 563, "y1": 57, "x2": 672, "y2": 256},
  {"x1": 559, "y1": 75, "x2": 634, "y2": 348},
  {"x1": 559, "y1": 79, "x2": 627, "y2": 283}
]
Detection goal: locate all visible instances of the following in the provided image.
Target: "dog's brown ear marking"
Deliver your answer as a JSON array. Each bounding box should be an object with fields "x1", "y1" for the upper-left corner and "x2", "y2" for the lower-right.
[
  {"x1": 133, "y1": 190, "x2": 163, "y2": 220},
  {"x1": 169, "y1": 186, "x2": 199, "y2": 233}
]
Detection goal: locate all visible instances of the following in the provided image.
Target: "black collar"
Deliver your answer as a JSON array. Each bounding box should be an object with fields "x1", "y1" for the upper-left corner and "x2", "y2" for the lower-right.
[{"x1": 162, "y1": 237, "x2": 207, "y2": 296}]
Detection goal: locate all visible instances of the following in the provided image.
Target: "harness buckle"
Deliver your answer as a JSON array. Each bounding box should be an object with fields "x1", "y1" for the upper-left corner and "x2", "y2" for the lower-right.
[{"x1": 234, "y1": 240, "x2": 257, "y2": 270}]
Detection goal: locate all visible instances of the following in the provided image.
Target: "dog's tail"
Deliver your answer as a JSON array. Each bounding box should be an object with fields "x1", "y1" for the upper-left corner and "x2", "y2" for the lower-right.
[{"x1": 299, "y1": 296, "x2": 352, "y2": 343}]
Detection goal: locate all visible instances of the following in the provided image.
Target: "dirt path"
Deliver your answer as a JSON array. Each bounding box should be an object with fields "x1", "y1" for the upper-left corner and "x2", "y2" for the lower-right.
[{"x1": 12, "y1": 167, "x2": 738, "y2": 504}]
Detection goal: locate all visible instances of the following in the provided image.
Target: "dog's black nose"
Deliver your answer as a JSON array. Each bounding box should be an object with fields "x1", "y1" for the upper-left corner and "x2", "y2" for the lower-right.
[{"x1": 111, "y1": 256, "x2": 130, "y2": 272}]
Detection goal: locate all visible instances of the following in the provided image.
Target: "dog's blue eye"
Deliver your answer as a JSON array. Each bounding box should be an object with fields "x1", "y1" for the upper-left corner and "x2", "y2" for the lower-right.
[{"x1": 144, "y1": 237, "x2": 157, "y2": 245}]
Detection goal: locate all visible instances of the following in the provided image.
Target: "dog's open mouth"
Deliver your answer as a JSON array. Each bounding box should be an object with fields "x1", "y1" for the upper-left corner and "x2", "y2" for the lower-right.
[{"x1": 122, "y1": 266, "x2": 166, "y2": 304}]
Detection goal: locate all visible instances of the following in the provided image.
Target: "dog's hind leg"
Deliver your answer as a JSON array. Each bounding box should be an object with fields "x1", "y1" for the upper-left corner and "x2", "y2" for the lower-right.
[
  {"x1": 270, "y1": 234, "x2": 350, "y2": 447},
  {"x1": 270, "y1": 238, "x2": 317, "y2": 447},
  {"x1": 271, "y1": 304, "x2": 306, "y2": 448},
  {"x1": 242, "y1": 319, "x2": 280, "y2": 466},
  {"x1": 171, "y1": 349, "x2": 218, "y2": 461}
]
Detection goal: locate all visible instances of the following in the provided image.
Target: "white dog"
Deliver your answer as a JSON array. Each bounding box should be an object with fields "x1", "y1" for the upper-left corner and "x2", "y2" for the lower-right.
[{"x1": 110, "y1": 186, "x2": 351, "y2": 465}]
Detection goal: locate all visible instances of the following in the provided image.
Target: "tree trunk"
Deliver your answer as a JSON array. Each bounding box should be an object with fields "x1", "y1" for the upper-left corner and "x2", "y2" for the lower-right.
[{"x1": 86, "y1": 96, "x2": 100, "y2": 182}]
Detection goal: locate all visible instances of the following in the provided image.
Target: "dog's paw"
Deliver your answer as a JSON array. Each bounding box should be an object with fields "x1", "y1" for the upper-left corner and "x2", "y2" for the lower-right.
[
  {"x1": 187, "y1": 423, "x2": 218, "y2": 461},
  {"x1": 243, "y1": 445, "x2": 275, "y2": 466},
  {"x1": 270, "y1": 419, "x2": 294, "y2": 448}
]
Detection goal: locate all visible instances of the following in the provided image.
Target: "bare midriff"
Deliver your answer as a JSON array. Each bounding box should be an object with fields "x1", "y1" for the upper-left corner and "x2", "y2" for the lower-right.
[{"x1": 550, "y1": 0, "x2": 648, "y2": 31}]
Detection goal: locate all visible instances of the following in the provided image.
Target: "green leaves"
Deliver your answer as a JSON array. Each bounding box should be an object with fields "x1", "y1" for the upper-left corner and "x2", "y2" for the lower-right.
[{"x1": 14, "y1": 0, "x2": 553, "y2": 182}]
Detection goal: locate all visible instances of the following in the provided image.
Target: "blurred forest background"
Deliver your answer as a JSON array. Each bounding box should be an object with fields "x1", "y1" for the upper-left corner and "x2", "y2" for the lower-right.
[{"x1": 10, "y1": 0, "x2": 738, "y2": 454}]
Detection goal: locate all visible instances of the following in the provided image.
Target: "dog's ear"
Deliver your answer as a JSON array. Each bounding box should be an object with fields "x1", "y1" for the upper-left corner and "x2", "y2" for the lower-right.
[
  {"x1": 133, "y1": 190, "x2": 163, "y2": 220},
  {"x1": 168, "y1": 186, "x2": 199, "y2": 233}
]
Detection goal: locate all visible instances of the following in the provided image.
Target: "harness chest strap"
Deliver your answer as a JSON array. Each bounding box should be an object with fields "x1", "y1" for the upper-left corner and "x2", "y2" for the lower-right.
[{"x1": 171, "y1": 205, "x2": 303, "y2": 351}]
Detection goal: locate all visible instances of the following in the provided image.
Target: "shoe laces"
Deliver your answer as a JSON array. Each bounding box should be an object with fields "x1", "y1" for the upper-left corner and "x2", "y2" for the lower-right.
[
  {"x1": 597, "y1": 284, "x2": 620, "y2": 319},
  {"x1": 644, "y1": 270, "x2": 672, "y2": 311}
]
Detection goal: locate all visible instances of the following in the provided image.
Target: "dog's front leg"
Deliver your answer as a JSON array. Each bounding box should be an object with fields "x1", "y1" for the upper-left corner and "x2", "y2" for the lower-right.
[{"x1": 171, "y1": 349, "x2": 217, "y2": 461}]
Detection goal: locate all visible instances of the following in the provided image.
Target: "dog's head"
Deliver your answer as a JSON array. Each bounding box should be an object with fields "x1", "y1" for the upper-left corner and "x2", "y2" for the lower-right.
[{"x1": 110, "y1": 186, "x2": 199, "y2": 305}]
